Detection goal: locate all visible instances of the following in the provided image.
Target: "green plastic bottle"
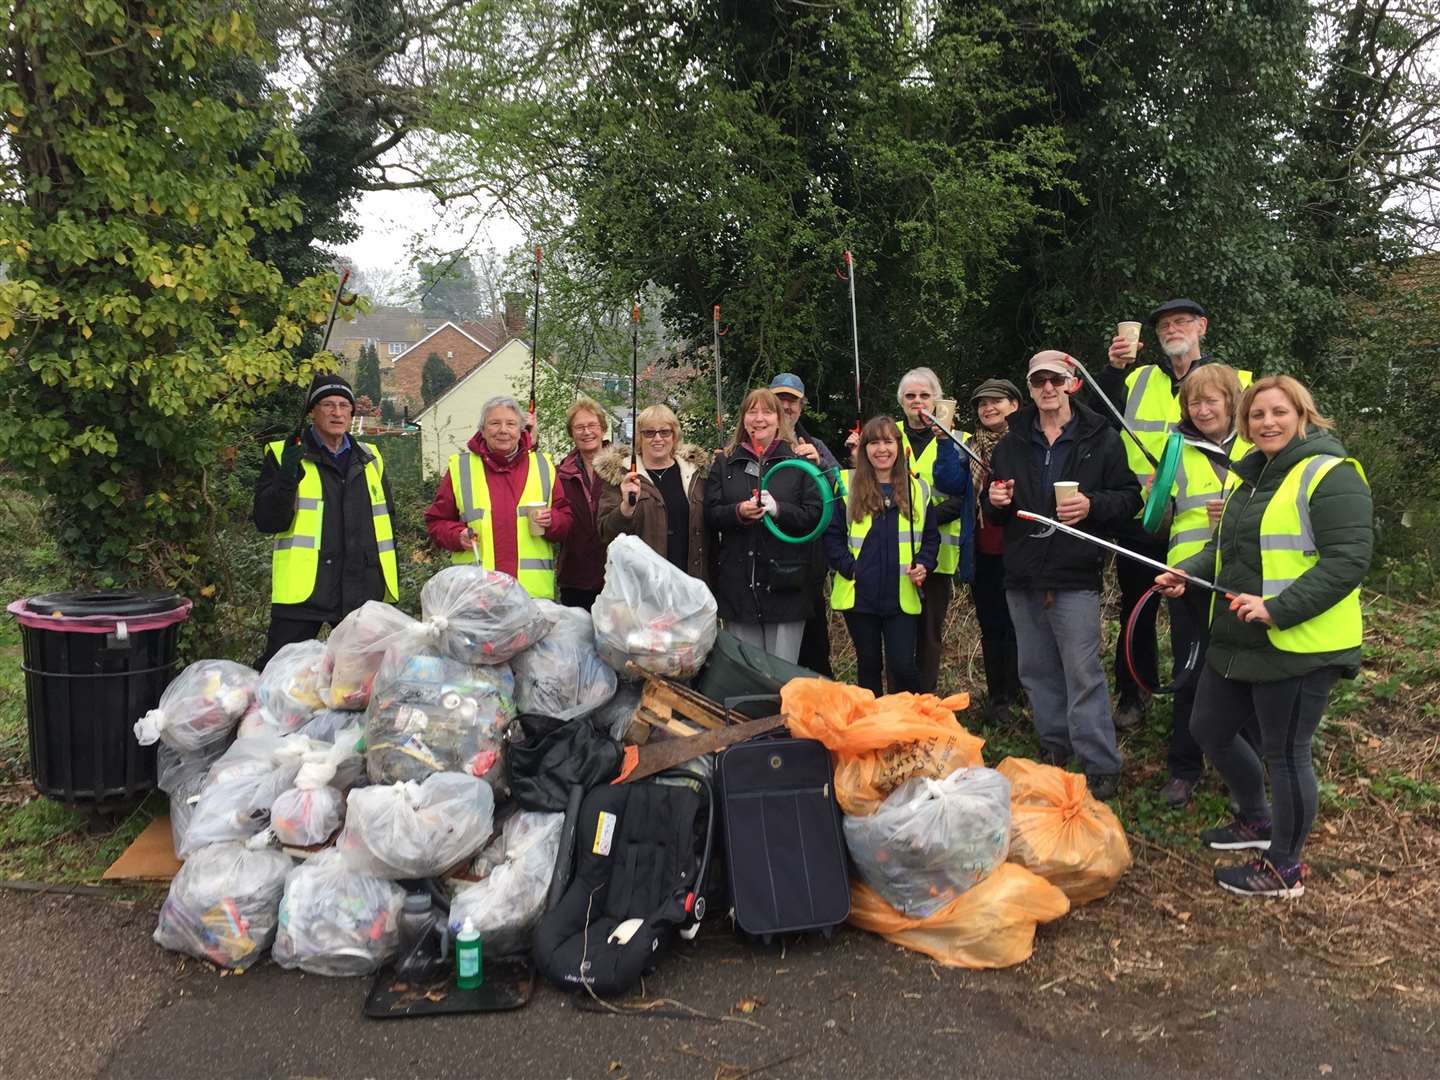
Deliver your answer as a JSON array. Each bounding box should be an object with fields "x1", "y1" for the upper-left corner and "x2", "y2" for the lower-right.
[{"x1": 455, "y1": 917, "x2": 483, "y2": 989}]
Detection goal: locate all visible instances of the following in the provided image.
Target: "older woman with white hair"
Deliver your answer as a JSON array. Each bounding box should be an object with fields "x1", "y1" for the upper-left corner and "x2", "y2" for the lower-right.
[{"x1": 425, "y1": 394, "x2": 574, "y2": 599}]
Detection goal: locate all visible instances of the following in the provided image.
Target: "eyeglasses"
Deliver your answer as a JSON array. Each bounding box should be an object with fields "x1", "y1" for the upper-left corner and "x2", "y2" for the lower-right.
[
  {"x1": 1157, "y1": 315, "x2": 1199, "y2": 332},
  {"x1": 571, "y1": 423, "x2": 603, "y2": 434},
  {"x1": 1029, "y1": 372, "x2": 1069, "y2": 388},
  {"x1": 639, "y1": 428, "x2": 674, "y2": 440}
]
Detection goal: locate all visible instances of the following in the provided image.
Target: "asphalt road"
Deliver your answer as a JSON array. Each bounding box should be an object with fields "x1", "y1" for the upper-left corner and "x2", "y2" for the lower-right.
[{"x1": 1, "y1": 888, "x2": 1435, "y2": 1080}]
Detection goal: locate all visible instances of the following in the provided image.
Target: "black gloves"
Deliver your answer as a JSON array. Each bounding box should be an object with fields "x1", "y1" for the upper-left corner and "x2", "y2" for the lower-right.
[{"x1": 278, "y1": 434, "x2": 305, "y2": 482}]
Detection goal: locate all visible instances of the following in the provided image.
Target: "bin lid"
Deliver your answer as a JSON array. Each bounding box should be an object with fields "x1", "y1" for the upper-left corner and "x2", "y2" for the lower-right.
[{"x1": 24, "y1": 589, "x2": 184, "y2": 617}]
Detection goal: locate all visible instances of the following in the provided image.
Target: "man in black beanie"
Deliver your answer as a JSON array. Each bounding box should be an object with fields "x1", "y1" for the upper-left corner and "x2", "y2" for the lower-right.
[{"x1": 252, "y1": 373, "x2": 399, "y2": 667}]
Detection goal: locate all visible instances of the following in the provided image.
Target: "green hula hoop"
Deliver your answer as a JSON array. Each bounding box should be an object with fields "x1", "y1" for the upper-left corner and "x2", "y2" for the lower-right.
[
  {"x1": 760, "y1": 457, "x2": 840, "y2": 544},
  {"x1": 1141, "y1": 431, "x2": 1184, "y2": 535}
]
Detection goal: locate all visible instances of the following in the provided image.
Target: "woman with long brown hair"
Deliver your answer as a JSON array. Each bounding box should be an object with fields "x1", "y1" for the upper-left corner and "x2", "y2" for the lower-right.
[
  {"x1": 702, "y1": 388, "x2": 824, "y2": 662},
  {"x1": 824, "y1": 416, "x2": 940, "y2": 695}
]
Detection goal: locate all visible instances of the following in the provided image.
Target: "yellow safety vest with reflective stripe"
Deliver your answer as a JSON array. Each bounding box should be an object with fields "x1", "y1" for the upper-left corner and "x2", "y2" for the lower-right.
[
  {"x1": 830, "y1": 471, "x2": 930, "y2": 615},
  {"x1": 1215, "y1": 454, "x2": 1368, "y2": 654},
  {"x1": 265, "y1": 440, "x2": 398, "y2": 605},
  {"x1": 1165, "y1": 435, "x2": 1252, "y2": 564},
  {"x1": 902, "y1": 428, "x2": 966, "y2": 575},
  {"x1": 1123, "y1": 363, "x2": 1254, "y2": 481},
  {"x1": 447, "y1": 450, "x2": 559, "y2": 600}
]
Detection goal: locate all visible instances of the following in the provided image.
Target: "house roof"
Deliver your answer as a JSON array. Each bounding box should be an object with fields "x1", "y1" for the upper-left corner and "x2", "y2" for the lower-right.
[
  {"x1": 328, "y1": 305, "x2": 445, "y2": 346},
  {"x1": 413, "y1": 338, "x2": 541, "y2": 423},
  {"x1": 392, "y1": 321, "x2": 492, "y2": 366},
  {"x1": 460, "y1": 312, "x2": 512, "y2": 352}
]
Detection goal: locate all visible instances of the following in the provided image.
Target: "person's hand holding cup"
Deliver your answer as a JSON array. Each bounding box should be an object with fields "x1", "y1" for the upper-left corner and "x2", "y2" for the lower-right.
[
  {"x1": 1109, "y1": 321, "x2": 1143, "y2": 369},
  {"x1": 1054, "y1": 481, "x2": 1088, "y2": 524},
  {"x1": 525, "y1": 505, "x2": 551, "y2": 536}
]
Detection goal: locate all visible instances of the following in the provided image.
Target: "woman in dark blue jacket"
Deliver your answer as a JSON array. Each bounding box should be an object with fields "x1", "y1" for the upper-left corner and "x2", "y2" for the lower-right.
[{"x1": 825, "y1": 417, "x2": 941, "y2": 695}]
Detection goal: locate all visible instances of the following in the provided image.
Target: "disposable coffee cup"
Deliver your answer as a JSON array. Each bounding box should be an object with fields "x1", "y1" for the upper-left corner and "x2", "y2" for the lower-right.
[
  {"x1": 932, "y1": 398, "x2": 957, "y2": 431},
  {"x1": 1054, "y1": 481, "x2": 1080, "y2": 506},
  {"x1": 524, "y1": 505, "x2": 546, "y2": 536},
  {"x1": 1117, "y1": 321, "x2": 1142, "y2": 360}
]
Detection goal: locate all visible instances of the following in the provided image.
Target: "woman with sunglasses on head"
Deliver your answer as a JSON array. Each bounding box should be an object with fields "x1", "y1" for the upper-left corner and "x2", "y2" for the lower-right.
[
  {"x1": 595, "y1": 404, "x2": 711, "y2": 582},
  {"x1": 1156, "y1": 375, "x2": 1372, "y2": 898},
  {"x1": 703, "y1": 388, "x2": 823, "y2": 662},
  {"x1": 824, "y1": 416, "x2": 940, "y2": 695},
  {"x1": 972, "y1": 351, "x2": 1141, "y2": 801}
]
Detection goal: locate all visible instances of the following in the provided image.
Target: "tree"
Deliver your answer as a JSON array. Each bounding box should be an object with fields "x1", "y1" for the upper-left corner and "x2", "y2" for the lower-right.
[
  {"x1": 355, "y1": 341, "x2": 382, "y2": 403},
  {"x1": 421, "y1": 352, "x2": 457, "y2": 405},
  {"x1": 380, "y1": 397, "x2": 399, "y2": 424},
  {"x1": 0, "y1": 1, "x2": 334, "y2": 576},
  {"x1": 417, "y1": 256, "x2": 483, "y2": 321}
]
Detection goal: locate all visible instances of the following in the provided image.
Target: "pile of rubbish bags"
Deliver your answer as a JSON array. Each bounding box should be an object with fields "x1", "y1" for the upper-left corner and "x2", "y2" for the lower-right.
[
  {"x1": 784, "y1": 679, "x2": 1131, "y2": 969},
  {"x1": 139, "y1": 551, "x2": 716, "y2": 976}
]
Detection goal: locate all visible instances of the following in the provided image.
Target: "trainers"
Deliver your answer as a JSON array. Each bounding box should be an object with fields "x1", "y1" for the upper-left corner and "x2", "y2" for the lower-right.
[
  {"x1": 1113, "y1": 699, "x2": 1145, "y2": 731},
  {"x1": 1214, "y1": 858, "x2": 1306, "y2": 898},
  {"x1": 1201, "y1": 816, "x2": 1272, "y2": 851},
  {"x1": 1086, "y1": 773, "x2": 1121, "y2": 800},
  {"x1": 1160, "y1": 777, "x2": 1197, "y2": 808}
]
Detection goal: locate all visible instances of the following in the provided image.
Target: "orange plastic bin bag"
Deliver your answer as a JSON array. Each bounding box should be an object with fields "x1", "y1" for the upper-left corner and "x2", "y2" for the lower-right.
[
  {"x1": 996, "y1": 757, "x2": 1133, "y2": 905},
  {"x1": 781, "y1": 679, "x2": 981, "y2": 816},
  {"x1": 849, "y1": 863, "x2": 1069, "y2": 969}
]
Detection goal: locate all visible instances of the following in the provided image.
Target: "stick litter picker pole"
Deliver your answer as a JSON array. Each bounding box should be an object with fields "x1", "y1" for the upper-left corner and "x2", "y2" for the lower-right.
[
  {"x1": 290, "y1": 268, "x2": 353, "y2": 448},
  {"x1": 919, "y1": 407, "x2": 988, "y2": 471},
  {"x1": 1061, "y1": 353, "x2": 1160, "y2": 470},
  {"x1": 529, "y1": 245, "x2": 541, "y2": 424},
  {"x1": 713, "y1": 304, "x2": 724, "y2": 439},
  {"x1": 1015, "y1": 510, "x2": 1233, "y2": 597},
  {"x1": 628, "y1": 301, "x2": 640, "y2": 507},
  {"x1": 843, "y1": 250, "x2": 862, "y2": 437}
]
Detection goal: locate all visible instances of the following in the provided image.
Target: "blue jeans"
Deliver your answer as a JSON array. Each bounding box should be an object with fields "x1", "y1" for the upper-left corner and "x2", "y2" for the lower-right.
[{"x1": 1006, "y1": 589, "x2": 1122, "y2": 775}]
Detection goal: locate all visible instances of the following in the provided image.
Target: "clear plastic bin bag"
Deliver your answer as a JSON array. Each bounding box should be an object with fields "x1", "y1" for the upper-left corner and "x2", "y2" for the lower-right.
[
  {"x1": 844, "y1": 768, "x2": 1012, "y2": 918},
  {"x1": 511, "y1": 600, "x2": 618, "y2": 720},
  {"x1": 364, "y1": 649, "x2": 515, "y2": 794},
  {"x1": 592, "y1": 535, "x2": 717, "y2": 680},
  {"x1": 447, "y1": 810, "x2": 565, "y2": 958},
  {"x1": 272, "y1": 849, "x2": 405, "y2": 976},
  {"x1": 317, "y1": 601, "x2": 425, "y2": 711},
  {"x1": 133, "y1": 660, "x2": 258, "y2": 755},
  {"x1": 255, "y1": 640, "x2": 327, "y2": 731},
  {"x1": 338, "y1": 772, "x2": 495, "y2": 880},
  {"x1": 420, "y1": 565, "x2": 551, "y2": 665},
  {"x1": 152, "y1": 839, "x2": 294, "y2": 970}
]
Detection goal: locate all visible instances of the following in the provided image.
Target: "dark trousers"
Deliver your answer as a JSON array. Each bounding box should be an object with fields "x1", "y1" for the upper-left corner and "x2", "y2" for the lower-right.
[
  {"x1": 257, "y1": 615, "x2": 327, "y2": 670},
  {"x1": 798, "y1": 609, "x2": 834, "y2": 677},
  {"x1": 845, "y1": 611, "x2": 922, "y2": 697},
  {"x1": 971, "y1": 551, "x2": 1021, "y2": 705},
  {"x1": 1167, "y1": 593, "x2": 1208, "y2": 780},
  {"x1": 1113, "y1": 537, "x2": 1164, "y2": 703},
  {"x1": 914, "y1": 572, "x2": 954, "y2": 694},
  {"x1": 560, "y1": 586, "x2": 602, "y2": 612},
  {"x1": 1189, "y1": 664, "x2": 1342, "y2": 866}
]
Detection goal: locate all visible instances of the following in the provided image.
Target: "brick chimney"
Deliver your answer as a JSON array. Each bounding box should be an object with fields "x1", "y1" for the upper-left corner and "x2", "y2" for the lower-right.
[{"x1": 504, "y1": 292, "x2": 527, "y2": 341}]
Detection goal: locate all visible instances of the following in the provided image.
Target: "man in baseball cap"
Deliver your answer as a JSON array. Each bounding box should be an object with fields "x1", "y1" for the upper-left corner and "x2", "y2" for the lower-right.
[
  {"x1": 252, "y1": 370, "x2": 398, "y2": 667},
  {"x1": 767, "y1": 371, "x2": 839, "y2": 676}
]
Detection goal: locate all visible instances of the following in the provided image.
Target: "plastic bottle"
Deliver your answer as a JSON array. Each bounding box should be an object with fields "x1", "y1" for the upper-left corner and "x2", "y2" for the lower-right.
[
  {"x1": 397, "y1": 892, "x2": 434, "y2": 957},
  {"x1": 455, "y1": 917, "x2": 483, "y2": 989}
]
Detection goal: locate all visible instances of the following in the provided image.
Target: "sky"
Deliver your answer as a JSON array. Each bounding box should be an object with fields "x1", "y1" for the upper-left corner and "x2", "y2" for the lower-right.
[{"x1": 335, "y1": 187, "x2": 525, "y2": 282}]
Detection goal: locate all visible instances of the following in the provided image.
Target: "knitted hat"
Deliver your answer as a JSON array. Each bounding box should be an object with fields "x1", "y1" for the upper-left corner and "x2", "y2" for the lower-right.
[{"x1": 306, "y1": 372, "x2": 355, "y2": 410}]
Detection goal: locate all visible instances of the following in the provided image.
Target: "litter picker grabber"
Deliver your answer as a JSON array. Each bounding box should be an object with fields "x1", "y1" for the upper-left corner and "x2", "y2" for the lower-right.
[
  {"x1": 529, "y1": 245, "x2": 541, "y2": 429},
  {"x1": 713, "y1": 304, "x2": 727, "y2": 440},
  {"x1": 839, "y1": 249, "x2": 862, "y2": 443},
  {"x1": 1015, "y1": 510, "x2": 1233, "y2": 598},
  {"x1": 628, "y1": 301, "x2": 640, "y2": 507},
  {"x1": 289, "y1": 268, "x2": 354, "y2": 448},
  {"x1": 919, "y1": 407, "x2": 988, "y2": 472},
  {"x1": 1060, "y1": 353, "x2": 1160, "y2": 471}
]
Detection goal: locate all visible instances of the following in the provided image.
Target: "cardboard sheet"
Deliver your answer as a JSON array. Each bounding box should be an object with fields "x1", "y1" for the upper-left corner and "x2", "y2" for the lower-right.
[{"x1": 102, "y1": 816, "x2": 183, "y2": 881}]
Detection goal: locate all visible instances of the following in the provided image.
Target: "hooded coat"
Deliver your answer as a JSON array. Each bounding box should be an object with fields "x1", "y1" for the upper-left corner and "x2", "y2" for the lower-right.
[
  {"x1": 594, "y1": 442, "x2": 711, "y2": 583},
  {"x1": 555, "y1": 447, "x2": 606, "y2": 592},
  {"x1": 1175, "y1": 427, "x2": 1372, "y2": 682}
]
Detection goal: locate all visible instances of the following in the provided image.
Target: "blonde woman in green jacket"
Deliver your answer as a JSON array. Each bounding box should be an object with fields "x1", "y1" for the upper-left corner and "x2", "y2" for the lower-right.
[{"x1": 1156, "y1": 375, "x2": 1373, "y2": 899}]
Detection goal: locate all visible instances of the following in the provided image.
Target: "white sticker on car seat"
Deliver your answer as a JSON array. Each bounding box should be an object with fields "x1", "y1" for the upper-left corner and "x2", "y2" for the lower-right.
[{"x1": 593, "y1": 810, "x2": 616, "y2": 856}]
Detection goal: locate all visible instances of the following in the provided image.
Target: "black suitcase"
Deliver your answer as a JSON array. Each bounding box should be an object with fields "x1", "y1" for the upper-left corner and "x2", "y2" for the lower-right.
[{"x1": 718, "y1": 735, "x2": 850, "y2": 940}]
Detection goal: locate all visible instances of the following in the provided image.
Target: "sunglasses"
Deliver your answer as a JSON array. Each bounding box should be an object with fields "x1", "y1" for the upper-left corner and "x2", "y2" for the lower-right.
[
  {"x1": 1028, "y1": 372, "x2": 1069, "y2": 388},
  {"x1": 639, "y1": 428, "x2": 674, "y2": 439}
]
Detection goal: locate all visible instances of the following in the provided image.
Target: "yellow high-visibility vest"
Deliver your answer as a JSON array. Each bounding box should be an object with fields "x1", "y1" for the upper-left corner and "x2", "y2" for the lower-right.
[
  {"x1": 1214, "y1": 453, "x2": 1367, "y2": 653},
  {"x1": 902, "y1": 428, "x2": 966, "y2": 575},
  {"x1": 266, "y1": 439, "x2": 397, "y2": 605},
  {"x1": 1123, "y1": 363, "x2": 1254, "y2": 481},
  {"x1": 830, "y1": 470, "x2": 930, "y2": 615},
  {"x1": 1165, "y1": 435, "x2": 1252, "y2": 564},
  {"x1": 447, "y1": 450, "x2": 558, "y2": 600}
]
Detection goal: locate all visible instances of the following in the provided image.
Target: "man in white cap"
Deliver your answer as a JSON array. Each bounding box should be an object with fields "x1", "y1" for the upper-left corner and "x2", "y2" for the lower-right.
[
  {"x1": 253, "y1": 372, "x2": 398, "y2": 667},
  {"x1": 981, "y1": 351, "x2": 1141, "y2": 799}
]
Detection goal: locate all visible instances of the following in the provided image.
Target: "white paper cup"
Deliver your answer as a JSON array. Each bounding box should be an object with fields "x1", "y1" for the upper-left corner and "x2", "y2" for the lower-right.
[
  {"x1": 1117, "y1": 321, "x2": 1142, "y2": 360},
  {"x1": 1054, "y1": 481, "x2": 1080, "y2": 506},
  {"x1": 933, "y1": 398, "x2": 957, "y2": 431},
  {"x1": 525, "y1": 506, "x2": 546, "y2": 536}
]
